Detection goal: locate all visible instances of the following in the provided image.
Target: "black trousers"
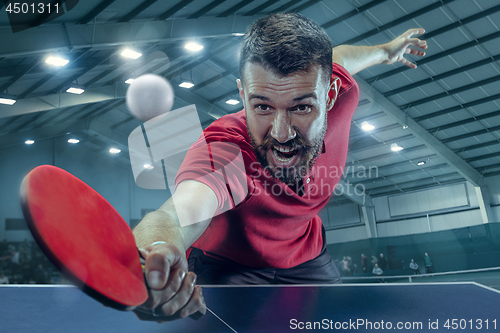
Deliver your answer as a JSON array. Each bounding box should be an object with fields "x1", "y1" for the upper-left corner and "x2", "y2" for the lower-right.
[{"x1": 188, "y1": 229, "x2": 341, "y2": 285}]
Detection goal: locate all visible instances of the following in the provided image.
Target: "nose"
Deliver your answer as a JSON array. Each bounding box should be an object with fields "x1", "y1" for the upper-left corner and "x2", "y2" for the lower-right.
[{"x1": 270, "y1": 111, "x2": 296, "y2": 143}]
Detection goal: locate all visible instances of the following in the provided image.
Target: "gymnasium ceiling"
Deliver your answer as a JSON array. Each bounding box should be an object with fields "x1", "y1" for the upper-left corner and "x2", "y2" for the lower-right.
[{"x1": 0, "y1": 0, "x2": 499, "y2": 206}]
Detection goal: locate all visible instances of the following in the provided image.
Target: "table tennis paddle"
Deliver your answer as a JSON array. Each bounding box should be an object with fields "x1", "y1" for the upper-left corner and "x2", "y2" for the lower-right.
[{"x1": 20, "y1": 165, "x2": 202, "y2": 321}]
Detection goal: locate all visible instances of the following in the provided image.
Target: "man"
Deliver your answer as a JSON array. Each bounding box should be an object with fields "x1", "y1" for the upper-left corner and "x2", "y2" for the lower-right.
[
  {"x1": 410, "y1": 259, "x2": 420, "y2": 275},
  {"x1": 424, "y1": 252, "x2": 433, "y2": 273},
  {"x1": 361, "y1": 253, "x2": 368, "y2": 273},
  {"x1": 132, "y1": 13, "x2": 426, "y2": 321},
  {"x1": 379, "y1": 253, "x2": 387, "y2": 271}
]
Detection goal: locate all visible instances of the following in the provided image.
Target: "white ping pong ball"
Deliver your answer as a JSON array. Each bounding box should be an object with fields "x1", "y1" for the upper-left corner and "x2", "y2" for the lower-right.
[{"x1": 126, "y1": 74, "x2": 174, "y2": 122}]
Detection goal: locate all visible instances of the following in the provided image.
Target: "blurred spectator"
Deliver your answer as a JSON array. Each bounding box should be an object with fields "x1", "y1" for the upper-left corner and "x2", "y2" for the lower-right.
[
  {"x1": 379, "y1": 253, "x2": 387, "y2": 271},
  {"x1": 341, "y1": 256, "x2": 350, "y2": 276},
  {"x1": 19, "y1": 239, "x2": 32, "y2": 258},
  {"x1": 20, "y1": 253, "x2": 33, "y2": 283},
  {"x1": 372, "y1": 263, "x2": 384, "y2": 283},
  {"x1": 361, "y1": 253, "x2": 368, "y2": 273},
  {"x1": 371, "y1": 255, "x2": 378, "y2": 271},
  {"x1": 0, "y1": 271, "x2": 9, "y2": 284},
  {"x1": 0, "y1": 238, "x2": 8, "y2": 256},
  {"x1": 424, "y1": 253, "x2": 433, "y2": 273},
  {"x1": 410, "y1": 259, "x2": 420, "y2": 275},
  {"x1": 347, "y1": 256, "x2": 357, "y2": 275},
  {"x1": 34, "y1": 264, "x2": 49, "y2": 284}
]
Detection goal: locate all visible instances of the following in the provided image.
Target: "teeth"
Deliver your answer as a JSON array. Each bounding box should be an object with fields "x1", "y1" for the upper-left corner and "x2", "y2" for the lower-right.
[
  {"x1": 273, "y1": 149, "x2": 295, "y2": 162},
  {"x1": 273, "y1": 145, "x2": 295, "y2": 153}
]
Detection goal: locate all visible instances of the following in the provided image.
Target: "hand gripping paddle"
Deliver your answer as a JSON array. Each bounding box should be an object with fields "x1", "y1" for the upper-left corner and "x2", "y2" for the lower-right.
[{"x1": 20, "y1": 165, "x2": 202, "y2": 320}]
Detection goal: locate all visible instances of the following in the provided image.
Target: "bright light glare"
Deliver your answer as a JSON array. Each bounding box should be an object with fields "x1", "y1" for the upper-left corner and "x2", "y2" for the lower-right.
[
  {"x1": 179, "y1": 81, "x2": 194, "y2": 89},
  {"x1": 417, "y1": 161, "x2": 426, "y2": 166},
  {"x1": 45, "y1": 56, "x2": 69, "y2": 66},
  {"x1": 68, "y1": 139, "x2": 80, "y2": 144},
  {"x1": 361, "y1": 121, "x2": 375, "y2": 131},
  {"x1": 226, "y1": 99, "x2": 240, "y2": 105},
  {"x1": 110, "y1": 148, "x2": 121, "y2": 154},
  {"x1": 143, "y1": 164, "x2": 154, "y2": 170},
  {"x1": 121, "y1": 49, "x2": 142, "y2": 59},
  {"x1": 25, "y1": 140, "x2": 35, "y2": 145},
  {"x1": 0, "y1": 98, "x2": 16, "y2": 105},
  {"x1": 391, "y1": 143, "x2": 403, "y2": 152},
  {"x1": 66, "y1": 87, "x2": 84, "y2": 94},
  {"x1": 184, "y1": 42, "x2": 203, "y2": 52},
  {"x1": 125, "y1": 78, "x2": 135, "y2": 84}
]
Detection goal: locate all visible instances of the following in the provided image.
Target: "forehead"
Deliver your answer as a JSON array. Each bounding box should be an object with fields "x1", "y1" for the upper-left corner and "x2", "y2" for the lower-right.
[{"x1": 241, "y1": 62, "x2": 327, "y2": 93}]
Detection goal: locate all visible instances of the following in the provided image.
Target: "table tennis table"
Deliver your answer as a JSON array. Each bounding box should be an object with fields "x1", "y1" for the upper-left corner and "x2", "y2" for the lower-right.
[{"x1": 2, "y1": 282, "x2": 499, "y2": 332}]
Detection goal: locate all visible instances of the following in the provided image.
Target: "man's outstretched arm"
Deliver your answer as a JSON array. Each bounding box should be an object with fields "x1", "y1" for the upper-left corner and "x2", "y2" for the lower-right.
[
  {"x1": 332, "y1": 29, "x2": 427, "y2": 75},
  {"x1": 132, "y1": 179, "x2": 218, "y2": 322}
]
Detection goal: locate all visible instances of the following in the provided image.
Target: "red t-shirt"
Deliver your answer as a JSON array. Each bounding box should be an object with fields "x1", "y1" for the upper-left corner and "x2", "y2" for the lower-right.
[{"x1": 175, "y1": 64, "x2": 359, "y2": 268}]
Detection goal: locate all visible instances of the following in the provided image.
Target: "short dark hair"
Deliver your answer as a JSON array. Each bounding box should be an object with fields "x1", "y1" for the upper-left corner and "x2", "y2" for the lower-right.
[{"x1": 239, "y1": 13, "x2": 333, "y2": 84}]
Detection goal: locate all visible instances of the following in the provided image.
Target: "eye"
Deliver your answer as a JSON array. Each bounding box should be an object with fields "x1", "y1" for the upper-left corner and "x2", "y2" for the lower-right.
[
  {"x1": 255, "y1": 104, "x2": 273, "y2": 114},
  {"x1": 291, "y1": 104, "x2": 312, "y2": 113}
]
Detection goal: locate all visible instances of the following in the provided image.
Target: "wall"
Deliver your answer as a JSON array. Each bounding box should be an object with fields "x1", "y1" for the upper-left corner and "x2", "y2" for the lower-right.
[
  {"x1": 320, "y1": 181, "x2": 490, "y2": 244},
  {"x1": 0, "y1": 138, "x2": 170, "y2": 242}
]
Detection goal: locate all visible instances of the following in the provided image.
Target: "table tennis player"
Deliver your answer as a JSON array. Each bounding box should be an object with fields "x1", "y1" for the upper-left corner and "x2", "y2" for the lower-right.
[{"x1": 132, "y1": 13, "x2": 427, "y2": 321}]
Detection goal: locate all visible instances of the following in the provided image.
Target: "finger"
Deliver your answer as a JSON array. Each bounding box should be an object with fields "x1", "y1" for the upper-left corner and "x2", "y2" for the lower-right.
[
  {"x1": 403, "y1": 28, "x2": 425, "y2": 38},
  {"x1": 407, "y1": 38, "x2": 427, "y2": 50},
  {"x1": 146, "y1": 268, "x2": 186, "y2": 309},
  {"x1": 159, "y1": 272, "x2": 197, "y2": 317},
  {"x1": 185, "y1": 286, "x2": 207, "y2": 320},
  {"x1": 145, "y1": 244, "x2": 187, "y2": 290},
  {"x1": 404, "y1": 48, "x2": 426, "y2": 57},
  {"x1": 399, "y1": 57, "x2": 417, "y2": 69}
]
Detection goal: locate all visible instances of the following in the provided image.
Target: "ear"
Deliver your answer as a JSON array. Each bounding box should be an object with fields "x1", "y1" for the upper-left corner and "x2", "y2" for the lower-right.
[
  {"x1": 327, "y1": 76, "x2": 341, "y2": 111},
  {"x1": 237, "y1": 79, "x2": 245, "y2": 102}
]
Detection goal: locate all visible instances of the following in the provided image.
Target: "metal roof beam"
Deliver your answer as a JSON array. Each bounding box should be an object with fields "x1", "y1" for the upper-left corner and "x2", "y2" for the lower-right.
[
  {"x1": 342, "y1": 0, "x2": 455, "y2": 45},
  {"x1": 366, "y1": 3, "x2": 500, "y2": 83},
  {"x1": 398, "y1": 75, "x2": 500, "y2": 110},
  {"x1": 0, "y1": 15, "x2": 262, "y2": 58},
  {"x1": 357, "y1": 78, "x2": 484, "y2": 186},
  {"x1": 0, "y1": 84, "x2": 125, "y2": 119},
  {"x1": 414, "y1": 92, "x2": 500, "y2": 122},
  {"x1": 118, "y1": 0, "x2": 159, "y2": 23},
  {"x1": 367, "y1": 30, "x2": 500, "y2": 83}
]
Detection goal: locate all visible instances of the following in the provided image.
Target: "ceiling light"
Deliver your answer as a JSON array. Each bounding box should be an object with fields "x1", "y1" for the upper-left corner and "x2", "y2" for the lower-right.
[
  {"x1": 68, "y1": 139, "x2": 80, "y2": 144},
  {"x1": 25, "y1": 140, "x2": 35, "y2": 145},
  {"x1": 391, "y1": 143, "x2": 403, "y2": 152},
  {"x1": 417, "y1": 161, "x2": 426, "y2": 166},
  {"x1": 403, "y1": 125, "x2": 408, "y2": 129},
  {"x1": 0, "y1": 97, "x2": 16, "y2": 105},
  {"x1": 45, "y1": 56, "x2": 69, "y2": 66},
  {"x1": 109, "y1": 148, "x2": 121, "y2": 154},
  {"x1": 66, "y1": 87, "x2": 84, "y2": 94},
  {"x1": 361, "y1": 121, "x2": 375, "y2": 132},
  {"x1": 226, "y1": 99, "x2": 240, "y2": 105},
  {"x1": 179, "y1": 81, "x2": 194, "y2": 89},
  {"x1": 232, "y1": 33, "x2": 245, "y2": 36},
  {"x1": 125, "y1": 78, "x2": 135, "y2": 84},
  {"x1": 121, "y1": 49, "x2": 142, "y2": 59},
  {"x1": 184, "y1": 42, "x2": 203, "y2": 52},
  {"x1": 143, "y1": 164, "x2": 154, "y2": 170}
]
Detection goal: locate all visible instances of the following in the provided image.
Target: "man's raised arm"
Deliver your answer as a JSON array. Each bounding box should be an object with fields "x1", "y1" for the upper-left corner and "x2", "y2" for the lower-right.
[{"x1": 332, "y1": 29, "x2": 427, "y2": 75}]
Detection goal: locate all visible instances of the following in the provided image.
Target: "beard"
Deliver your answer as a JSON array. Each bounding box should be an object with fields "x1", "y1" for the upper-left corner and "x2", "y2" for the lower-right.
[{"x1": 246, "y1": 114, "x2": 327, "y2": 185}]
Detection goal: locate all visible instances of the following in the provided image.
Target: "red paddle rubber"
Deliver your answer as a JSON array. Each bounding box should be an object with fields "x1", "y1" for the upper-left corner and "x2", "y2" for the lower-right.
[{"x1": 20, "y1": 165, "x2": 148, "y2": 310}]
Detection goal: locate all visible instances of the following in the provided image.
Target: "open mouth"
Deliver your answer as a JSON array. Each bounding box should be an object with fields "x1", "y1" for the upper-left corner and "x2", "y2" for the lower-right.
[{"x1": 271, "y1": 145, "x2": 300, "y2": 164}]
